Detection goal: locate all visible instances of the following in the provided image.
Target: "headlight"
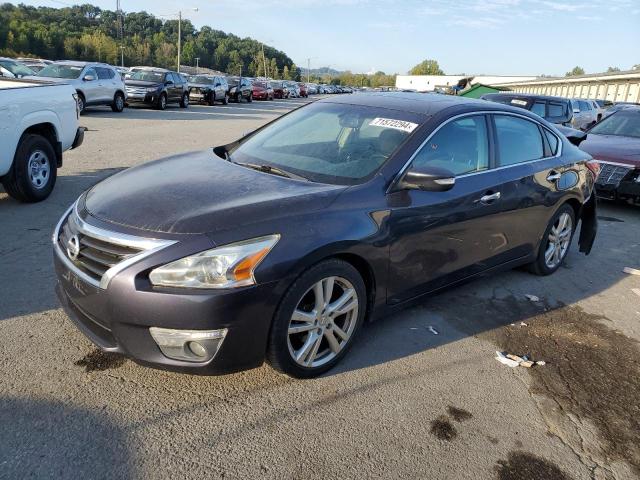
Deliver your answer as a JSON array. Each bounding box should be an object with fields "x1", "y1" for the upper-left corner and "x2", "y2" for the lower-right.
[
  {"x1": 146, "y1": 87, "x2": 158, "y2": 93},
  {"x1": 149, "y1": 235, "x2": 279, "y2": 289}
]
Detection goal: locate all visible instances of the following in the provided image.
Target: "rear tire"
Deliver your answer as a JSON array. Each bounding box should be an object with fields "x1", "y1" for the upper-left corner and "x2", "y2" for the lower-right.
[
  {"x1": 247, "y1": 93, "x2": 253, "y2": 103},
  {"x1": 222, "y1": 93, "x2": 229, "y2": 105},
  {"x1": 207, "y1": 92, "x2": 216, "y2": 106},
  {"x1": 267, "y1": 259, "x2": 366, "y2": 378},
  {"x1": 2, "y1": 134, "x2": 57, "y2": 203},
  {"x1": 111, "y1": 92, "x2": 125, "y2": 112},
  {"x1": 527, "y1": 204, "x2": 576, "y2": 276},
  {"x1": 236, "y1": 93, "x2": 242, "y2": 103}
]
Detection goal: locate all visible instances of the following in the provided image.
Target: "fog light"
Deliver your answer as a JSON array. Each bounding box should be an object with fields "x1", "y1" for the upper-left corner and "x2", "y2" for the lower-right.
[
  {"x1": 149, "y1": 327, "x2": 227, "y2": 363},
  {"x1": 187, "y1": 341, "x2": 207, "y2": 358}
]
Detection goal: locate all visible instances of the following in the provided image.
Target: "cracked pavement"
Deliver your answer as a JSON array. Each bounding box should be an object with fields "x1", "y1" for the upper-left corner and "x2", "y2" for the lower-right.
[{"x1": 1, "y1": 98, "x2": 640, "y2": 479}]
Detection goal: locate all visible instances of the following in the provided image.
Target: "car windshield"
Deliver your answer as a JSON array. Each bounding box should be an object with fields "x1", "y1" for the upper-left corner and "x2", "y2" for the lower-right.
[
  {"x1": 128, "y1": 71, "x2": 165, "y2": 82},
  {"x1": 189, "y1": 76, "x2": 212, "y2": 84},
  {"x1": 254, "y1": 82, "x2": 267, "y2": 88},
  {"x1": 589, "y1": 111, "x2": 640, "y2": 138},
  {"x1": 229, "y1": 102, "x2": 421, "y2": 185},
  {"x1": 0, "y1": 59, "x2": 35, "y2": 76},
  {"x1": 37, "y1": 63, "x2": 83, "y2": 79}
]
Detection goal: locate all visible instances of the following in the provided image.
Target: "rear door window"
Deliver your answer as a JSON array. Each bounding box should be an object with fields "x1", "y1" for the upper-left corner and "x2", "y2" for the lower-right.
[
  {"x1": 494, "y1": 115, "x2": 544, "y2": 166},
  {"x1": 548, "y1": 102, "x2": 565, "y2": 117},
  {"x1": 412, "y1": 115, "x2": 489, "y2": 176},
  {"x1": 579, "y1": 100, "x2": 591, "y2": 111},
  {"x1": 531, "y1": 101, "x2": 546, "y2": 118}
]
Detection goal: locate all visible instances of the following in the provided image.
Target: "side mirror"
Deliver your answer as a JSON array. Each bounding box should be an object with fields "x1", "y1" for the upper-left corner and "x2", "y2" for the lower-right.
[
  {"x1": 83, "y1": 74, "x2": 95, "y2": 81},
  {"x1": 396, "y1": 165, "x2": 456, "y2": 192}
]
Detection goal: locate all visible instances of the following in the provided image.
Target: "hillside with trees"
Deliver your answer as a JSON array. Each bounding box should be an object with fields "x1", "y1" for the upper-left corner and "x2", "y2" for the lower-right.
[{"x1": 0, "y1": 2, "x2": 300, "y2": 79}]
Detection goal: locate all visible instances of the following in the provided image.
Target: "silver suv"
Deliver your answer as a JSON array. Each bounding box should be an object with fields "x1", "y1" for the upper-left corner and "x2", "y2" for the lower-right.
[{"x1": 35, "y1": 61, "x2": 126, "y2": 114}]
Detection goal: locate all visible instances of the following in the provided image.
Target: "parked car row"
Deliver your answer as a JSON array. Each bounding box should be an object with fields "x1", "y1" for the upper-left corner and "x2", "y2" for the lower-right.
[
  {"x1": 482, "y1": 92, "x2": 640, "y2": 206},
  {"x1": 480, "y1": 92, "x2": 619, "y2": 131},
  {"x1": 0, "y1": 57, "x2": 332, "y2": 115}
]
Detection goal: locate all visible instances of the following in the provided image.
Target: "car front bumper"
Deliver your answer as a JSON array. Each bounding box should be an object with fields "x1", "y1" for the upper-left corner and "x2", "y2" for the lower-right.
[{"x1": 52, "y1": 211, "x2": 280, "y2": 375}]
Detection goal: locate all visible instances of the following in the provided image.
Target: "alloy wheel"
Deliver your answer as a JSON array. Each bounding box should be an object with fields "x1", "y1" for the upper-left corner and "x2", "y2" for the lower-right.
[
  {"x1": 115, "y1": 94, "x2": 124, "y2": 111},
  {"x1": 544, "y1": 212, "x2": 573, "y2": 268},
  {"x1": 287, "y1": 276, "x2": 359, "y2": 368},
  {"x1": 27, "y1": 149, "x2": 50, "y2": 190}
]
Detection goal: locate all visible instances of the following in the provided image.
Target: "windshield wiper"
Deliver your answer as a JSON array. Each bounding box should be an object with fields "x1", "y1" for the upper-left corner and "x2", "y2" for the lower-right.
[{"x1": 235, "y1": 162, "x2": 309, "y2": 181}]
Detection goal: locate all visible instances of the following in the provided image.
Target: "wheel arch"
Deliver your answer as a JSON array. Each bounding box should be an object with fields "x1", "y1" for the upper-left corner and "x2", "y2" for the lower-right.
[{"x1": 22, "y1": 123, "x2": 62, "y2": 167}]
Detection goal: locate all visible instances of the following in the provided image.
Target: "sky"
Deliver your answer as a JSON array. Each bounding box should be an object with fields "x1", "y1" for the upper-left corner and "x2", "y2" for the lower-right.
[{"x1": 11, "y1": 0, "x2": 640, "y2": 76}]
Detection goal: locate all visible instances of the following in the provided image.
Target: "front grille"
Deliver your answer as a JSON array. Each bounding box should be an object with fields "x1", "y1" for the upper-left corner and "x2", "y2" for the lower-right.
[
  {"x1": 126, "y1": 87, "x2": 147, "y2": 96},
  {"x1": 57, "y1": 212, "x2": 143, "y2": 283},
  {"x1": 597, "y1": 163, "x2": 632, "y2": 186}
]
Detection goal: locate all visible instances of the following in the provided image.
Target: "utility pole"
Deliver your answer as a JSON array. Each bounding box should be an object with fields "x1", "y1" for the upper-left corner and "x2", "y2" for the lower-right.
[
  {"x1": 177, "y1": 10, "x2": 181, "y2": 72},
  {"x1": 116, "y1": 0, "x2": 124, "y2": 66},
  {"x1": 176, "y1": 8, "x2": 197, "y2": 73},
  {"x1": 261, "y1": 43, "x2": 268, "y2": 79},
  {"x1": 307, "y1": 57, "x2": 310, "y2": 84},
  {"x1": 195, "y1": 57, "x2": 199, "y2": 73}
]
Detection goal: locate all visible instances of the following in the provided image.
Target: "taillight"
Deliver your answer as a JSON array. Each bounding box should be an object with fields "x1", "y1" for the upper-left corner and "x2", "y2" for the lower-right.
[{"x1": 586, "y1": 160, "x2": 601, "y2": 179}]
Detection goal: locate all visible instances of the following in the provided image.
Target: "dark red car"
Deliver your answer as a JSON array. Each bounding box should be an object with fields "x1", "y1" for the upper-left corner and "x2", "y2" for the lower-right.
[
  {"x1": 298, "y1": 82, "x2": 308, "y2": 98},
  {"x1": 252, "y1": 81, "x2": 274, "y2": 101},
  {"x1": 580, "y1": 106, "x2": 640, "y2": 204},
  {"x1": 272, "y1": 81, "x2": 288, "y2": 99}
]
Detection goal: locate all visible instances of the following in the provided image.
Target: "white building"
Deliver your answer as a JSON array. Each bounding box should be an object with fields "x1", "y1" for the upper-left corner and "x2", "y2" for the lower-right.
[{"x1": 395, "y1": 75, "x2": 537, "y2": 92}]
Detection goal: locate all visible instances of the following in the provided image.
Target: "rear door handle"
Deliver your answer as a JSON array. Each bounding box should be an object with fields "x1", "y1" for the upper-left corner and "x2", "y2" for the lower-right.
[
  {"x1": 479, "y1": 191, "x2": 501, "y2": 204},
  {"x1": 547, "y1": 171, "x2": 562, "y2": 182}
]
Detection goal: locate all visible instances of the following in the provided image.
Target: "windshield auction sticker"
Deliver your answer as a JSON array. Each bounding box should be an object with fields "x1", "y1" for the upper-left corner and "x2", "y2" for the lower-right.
[{"x1": 369, "y1": 118, "x2": 418, "y2": 133}]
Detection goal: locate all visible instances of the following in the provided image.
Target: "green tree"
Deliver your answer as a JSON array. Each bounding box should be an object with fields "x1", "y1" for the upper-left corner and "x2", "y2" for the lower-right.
[
  {"x1": 409, "y1": 59, "x2": 444, "y2": 75},
  {"x1": 565, "y1": 66, "x2": 585, "y2": 77},
  {"x1": 606, "y1": 66, "x2": 620, "y2": 73},
  {"x1": 282, "y1": 65, "x2": 290, "y2": 80}
]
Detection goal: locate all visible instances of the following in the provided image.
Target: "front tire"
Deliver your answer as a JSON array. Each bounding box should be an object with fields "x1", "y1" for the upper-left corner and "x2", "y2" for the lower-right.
[
  {"x1": 156, "y1": 93, "x2": 167, "y2": 110},
  {"x1": 528, "y1": 205, "x2": 576, "y2": 276},
  {"x1": 267, "y1": 259, "x2": 366, "y2": 378},
  {"x1": 77, "y1": 93, "x2": 86, "y2": 114},
  {"x1": 111, "y1": 92, "x2": 125, "y2": 112},
  {"x1": 222, "y1": 93, "x2": 229, "y2": 105},
  {"x1": 207, "y1": 92, "x2": 216, "y2": 106},
  {"x1": 247, "y1": 93, "x2": 253, "y2": 103},
  {"x1": 180, "y1": 93, "x2": 189, "y2": 108},
  {"x1": 2, "y1": 134, "x2": 57, "y2": 202}
]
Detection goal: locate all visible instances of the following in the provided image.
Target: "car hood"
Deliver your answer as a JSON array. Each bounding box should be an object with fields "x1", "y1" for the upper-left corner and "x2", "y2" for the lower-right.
[
  {"x1": 83, "y1": 151, "x2": 346, "y2": 234},
  {"x1": 580, "y1": 134, "x2": 640, "y2": 168},
  {"x1": 125, "y1": 80, "x2": 162, "y2": 88}
]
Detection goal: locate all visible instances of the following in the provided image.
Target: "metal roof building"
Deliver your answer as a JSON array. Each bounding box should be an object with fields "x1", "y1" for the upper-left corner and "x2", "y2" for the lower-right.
[{"x1": 491, "y1": 70, "x2": 640, "y2": 103}]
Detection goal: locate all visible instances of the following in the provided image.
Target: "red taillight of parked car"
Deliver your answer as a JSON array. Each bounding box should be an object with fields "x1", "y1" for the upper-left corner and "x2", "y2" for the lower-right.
[{"x1": 586, "y1": 160, "x2": 601, "y2": 179}]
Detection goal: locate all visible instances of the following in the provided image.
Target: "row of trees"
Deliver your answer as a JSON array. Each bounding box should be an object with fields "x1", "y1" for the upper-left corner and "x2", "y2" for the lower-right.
[{"x1": 0, "y1": 3, "x2": 299, "y2": 79}]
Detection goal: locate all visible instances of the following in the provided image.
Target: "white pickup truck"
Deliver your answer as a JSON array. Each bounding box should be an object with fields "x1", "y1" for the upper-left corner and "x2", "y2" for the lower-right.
[{"x1": 0, "y1": 78, "x2": 84, "y2": 202}]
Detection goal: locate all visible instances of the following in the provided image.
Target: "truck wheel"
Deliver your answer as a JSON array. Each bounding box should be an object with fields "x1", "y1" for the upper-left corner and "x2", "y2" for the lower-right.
[
  {"x1": 2, "y1": 134, "x2": 57, "y2": 203},
  {"x1": 111, "y1": 92, "x2": 125, "y2": 112}
]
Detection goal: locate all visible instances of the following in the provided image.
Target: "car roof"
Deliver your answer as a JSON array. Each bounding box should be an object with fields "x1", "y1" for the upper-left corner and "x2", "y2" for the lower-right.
[{"x1": 317, "y1": 91, "x2": 533, "y2": 117}]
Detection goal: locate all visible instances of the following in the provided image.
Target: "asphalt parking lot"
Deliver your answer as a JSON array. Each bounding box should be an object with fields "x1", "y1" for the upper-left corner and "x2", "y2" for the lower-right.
[{"x1": 1, "y1": 98, "x2": 640, "y2": 480}]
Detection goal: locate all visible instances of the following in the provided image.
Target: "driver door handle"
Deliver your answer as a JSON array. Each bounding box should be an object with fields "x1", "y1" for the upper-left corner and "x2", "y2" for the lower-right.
[
  {"x1": 547, "y1": 171, "x2": 562, "y2": 182},
  {"x1": 479, "y1": 191, "x2": 501, "y2": 204}
]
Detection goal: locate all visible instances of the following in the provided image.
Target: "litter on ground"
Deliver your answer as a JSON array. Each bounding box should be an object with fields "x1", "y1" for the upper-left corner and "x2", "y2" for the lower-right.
[
  {"x1": 525, "y1": 294, "x2": 540, "y2": 302},
  {"x1": 623, "y1": 267, "x2": 640, "y2": 276},
  {"x1": 495, "y1": 351, "x2": 546, "y2": 368},
  {"x1": 428, "y1": 326, "x2": 439, "y2": 335}
]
